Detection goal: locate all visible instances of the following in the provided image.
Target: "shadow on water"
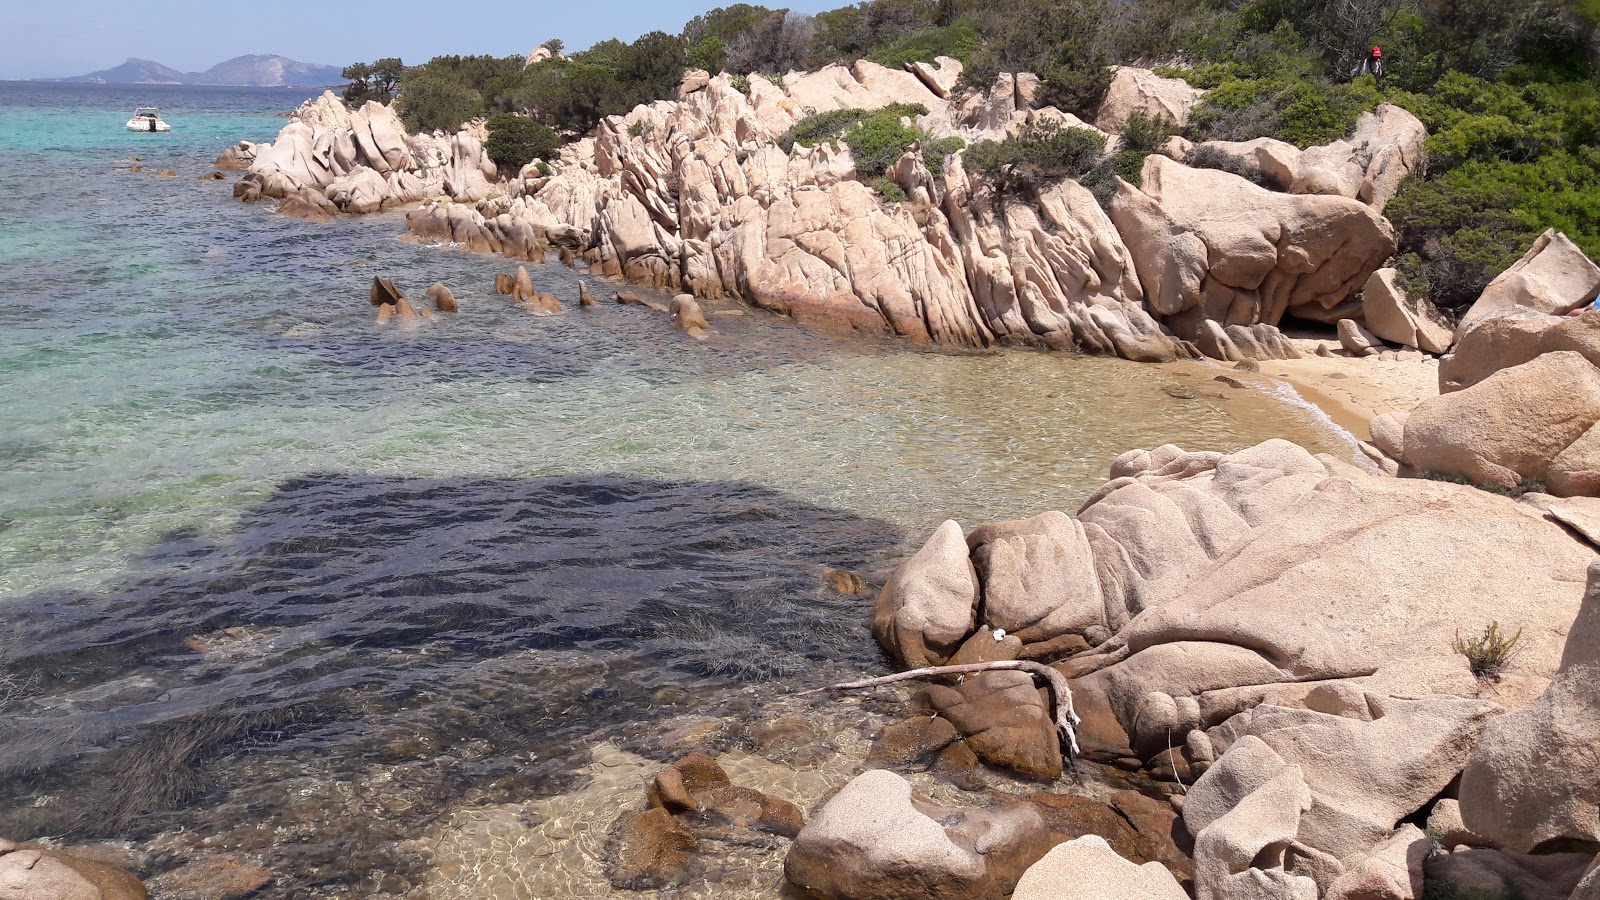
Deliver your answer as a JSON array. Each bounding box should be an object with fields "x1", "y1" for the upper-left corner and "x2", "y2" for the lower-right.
[{"x1": 0, "y1": 472, "x2": 902, "y2": 892}]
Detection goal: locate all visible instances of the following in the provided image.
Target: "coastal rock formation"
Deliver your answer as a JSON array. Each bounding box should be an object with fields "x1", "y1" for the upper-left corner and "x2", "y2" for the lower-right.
[
  {"x1": 1362, "y1": 267, "x2": 1453, "y2": 353},
  {"x1": 1095, "y1": 67, "x2": 1205, "y2": 133},
  {"x1": 1402, "y1": 350, "x2": 1600, "y2": 492},
  {"x1": 238, "y1": 59, "x2": 1426, "y2": 364},
  {"x1": 1192, "y1": 105, "x2": 1426, "y2": 213},
  {"x1": 1441, "y1": 305, "x2": 1600, "y2": 392},
  {"x1": 398, "y1": 67, "x2": 1193, "y2": 361},
  {"x1": 1011, "y1": 834, "x2": 1188, "y2": 900},
  {"x1": 874, "y1": 438, "x2": 1596, "y2": 891},
  {"x1": 1458, "y1": 559, "x2": 1600, "y2": 852},
  {"x1": 1456, "y1": 229, "x2": 1600, "y2": 335},
  {"x1": 784, "y1": 769, "x2": 1051, "y2": 899},
  {"x1": 242, "y1": 90, "x2": 499, "y2": 214},
  {"x1": 1109, "y1": 155, "x2": 1396, "y2": 341},
  {"x1": 426, "y1": 282, "x2": 457, "y2": 312},
  {"x1": 213, "y1": 140, "x2": 257, "y2": 170}
]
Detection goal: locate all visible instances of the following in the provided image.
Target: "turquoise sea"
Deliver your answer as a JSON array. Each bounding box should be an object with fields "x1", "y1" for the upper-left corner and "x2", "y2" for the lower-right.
[{"x1": 0, "y1": 81, "x2": 1351, "y2": 895}]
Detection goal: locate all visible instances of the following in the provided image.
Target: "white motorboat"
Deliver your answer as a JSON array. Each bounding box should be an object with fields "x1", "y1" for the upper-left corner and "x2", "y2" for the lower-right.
[{"x1": 126, "y1": 107, "x2": 171, "y2": 133}]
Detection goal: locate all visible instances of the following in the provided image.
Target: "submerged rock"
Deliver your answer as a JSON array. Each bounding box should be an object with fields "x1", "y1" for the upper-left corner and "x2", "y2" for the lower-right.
[{"x1": 0, "y1": 843, "x2": 147, "y2": 900}]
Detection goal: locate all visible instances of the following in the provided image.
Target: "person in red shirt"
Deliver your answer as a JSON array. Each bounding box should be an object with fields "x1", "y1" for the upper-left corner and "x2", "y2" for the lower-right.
[{"x1": 1361, "y1": 46, "x2": 1385, "y2": 82}]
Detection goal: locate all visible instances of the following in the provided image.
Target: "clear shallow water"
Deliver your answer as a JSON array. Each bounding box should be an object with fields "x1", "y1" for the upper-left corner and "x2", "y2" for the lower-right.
[{"x1": 0, "y1": 82, "x2": 1352, "y2": 895}]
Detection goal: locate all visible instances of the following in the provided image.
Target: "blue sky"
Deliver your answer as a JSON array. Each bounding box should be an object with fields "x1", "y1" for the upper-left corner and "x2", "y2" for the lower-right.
[{"x1": 1, "y1": 0, "x2": 843, "y2": 80}]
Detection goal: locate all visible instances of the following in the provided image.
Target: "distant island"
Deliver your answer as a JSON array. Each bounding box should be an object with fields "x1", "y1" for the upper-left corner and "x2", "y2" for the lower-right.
[{"x1": 45, "y1": 54, "x2": 341, "y2": 87}]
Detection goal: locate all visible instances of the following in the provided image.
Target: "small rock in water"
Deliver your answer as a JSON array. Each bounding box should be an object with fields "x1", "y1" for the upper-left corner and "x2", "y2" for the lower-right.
[
  {"x1": 148, "y1": 854, "x2": 272, "y2": 899},
  {"x1": 527, "y1": 292, "x2": 564, "y2": 315},
  {"x1": 1214, "y1": 375, "x2": 1248, "y2": 389},
  {"x1": 426, "y1": 282, "x2": 457, "y2": 312},
  {"x1": 375, "y1": 303, "x2": 395, "y2": 325},
  {"x1": 1234, "y1": 358, "x2": 1261, "y2": 373},
  {"x1": 493, "y1": 273, "x2": 514, "y2": 295},
  {"x1": 822, "y1": 567, "x2": 867, "y2": 596},
  {"x1": 670, "y1": 294, "x2": 710, "y2": 337},
  {"x1": 370, "y1": 276, "x2": 405, "y2": 307},
  {"x1": 615, "y1": 290, "x2": 644, "y2": 306},
  {"x1": 512, "y1": 265, "x2": 536, "y2": 303},
  {"x1": 578, "y1": 282, "x2": 597, "y2": 307}
]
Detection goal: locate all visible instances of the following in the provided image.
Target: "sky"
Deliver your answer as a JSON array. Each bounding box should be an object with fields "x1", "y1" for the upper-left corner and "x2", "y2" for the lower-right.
[{"x1": 0, "y1": 0, "x2": 844, "y2": 80}]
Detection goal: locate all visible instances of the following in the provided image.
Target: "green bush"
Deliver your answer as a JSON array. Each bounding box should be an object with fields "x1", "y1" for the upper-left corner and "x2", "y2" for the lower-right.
[
  {"x1": 872, "y1": 177, "x2": 908, "y2": 202},
  {"x1": 1185, "y1": 144, "x2": 1268, "y2": 186},
  {"x1": 921, "y1": 136, "x2": 966, "y2": 175},
  {"x1": 399, "y1": 68, "x2": 490, "y2": 132},
  {"x1": 1119, "y1": 110, "x2": 1176, "y2": 153},
  {"x1": 864, "y1": 21, "x2": 983, "y2": 68},
  {"x1": 777, "y1": 104, "x2": 930, "y2": 176},
  {"x1": 484, "y1": 114, "x2": 561, "y2": 171},
  {"x1": 966, "y1": 120, "x2": 1109, "y2": 192}
]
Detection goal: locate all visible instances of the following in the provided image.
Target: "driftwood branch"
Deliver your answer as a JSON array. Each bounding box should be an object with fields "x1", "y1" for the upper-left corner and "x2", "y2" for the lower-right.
[{"x1": 804, "y1": 660, "x2": 1082, "y2": 759}]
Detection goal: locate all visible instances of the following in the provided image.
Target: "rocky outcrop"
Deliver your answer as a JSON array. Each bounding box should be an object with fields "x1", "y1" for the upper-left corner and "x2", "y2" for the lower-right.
[
  {"x1": 1011, "y1": 834, "x2": 1188, "y2": 900},
  {"x1": 1457, "y1": 229, "x2": 1600, "y2": 336},
  {"x1": 1191, "y1": 105, "x2": 1425, "y2": 214},
  {"x1": 879, "y1": 439, "x2": 1589, "y2": 739},
  {"x1": 784, "y1": 769, "x2": 1052, "y2": 899},
  {"x1": 874, "y1": 438, "x2": 1596, "y2": 893},
  {"x1": 213, "y1": 140, "x2": 257, "y2": 170},
  {"x1": 1362, "y1": 267, "x2": 1453, "y2": 353},
  {"x1": 1441, "y1": 307, "x2": 1600, "y2": 392},
  {"x1": 1095, "y1": 67, "x2": 1205, "y2": 133},
  {"x1": 1402, "y1": 350, "x2": 1600, "y2": 493},
  {"x1": 1458, "y1": 559, "x2": 1600, "y2": 852},
  {"x1": 242, "y1": 90, "x2": 499, "y2": 214},
  {"x1": 405, "y1": 67, "x2": 1187, "y2": 360},
  {"x1": 1109, "y1": 155, "x2": 1396, "y2": 341}
]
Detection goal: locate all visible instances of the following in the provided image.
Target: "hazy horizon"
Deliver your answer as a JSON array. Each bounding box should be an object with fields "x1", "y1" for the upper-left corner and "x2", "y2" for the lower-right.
[{"x1": 2, "y1": 0, "x2": 843, "y2": 81}]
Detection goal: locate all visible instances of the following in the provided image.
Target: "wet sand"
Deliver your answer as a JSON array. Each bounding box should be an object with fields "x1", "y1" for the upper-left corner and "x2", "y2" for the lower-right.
[{"x1": 1259, "y1": 339, "x2": 1441, "y2": 440}]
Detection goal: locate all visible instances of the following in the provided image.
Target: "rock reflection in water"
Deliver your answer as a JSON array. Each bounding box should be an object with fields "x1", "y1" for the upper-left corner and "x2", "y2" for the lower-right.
[{"x1": 0, "y1": 473, "x2": 904, "y2": 896}]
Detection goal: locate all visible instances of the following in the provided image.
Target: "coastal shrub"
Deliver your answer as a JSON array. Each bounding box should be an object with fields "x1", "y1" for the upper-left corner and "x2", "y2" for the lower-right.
[
  {"x1": 1188, "y1": 72, "x2": 1381, "y2": 148},
  {"x1": 342, "y1": 58, "x2": 404, "y2": 105},
  {"x1": 872, "y1": 177, "x2": 909, "y2": 202},
  {"x1": 864, "y1": 20, "x2": 983, "y2": 67},
  {"x1": 484, "y1": 114, "x2": 561, "y2": 172},
  {"x1": 960, "y1": 0, "x2": 1115, "y2": 117},
  {"x1": 398, "y1": 67, "x2": 492, "y2": 132},
  {"x1": 1119, "y1": 110, "x2": 1177, "y2": 153},
  {"x1": 921, "y1": 136, "x2": 965, "y2": 174},
  {"x1": 1453, "y1": 621, "x2": 1523, "y2": 678},
  {"x1": 966, "y1": 120, "x2": 1109, "y2": 192},
  {"x1": 777, "y1": 104, "x2": 930, "y2": 176},
  {"x1": 1185, "y1": 144, "x2": 1269, "y2": 186},
  {"x1": 729, "y1": 73, "x2": 752, "y2": 95}
]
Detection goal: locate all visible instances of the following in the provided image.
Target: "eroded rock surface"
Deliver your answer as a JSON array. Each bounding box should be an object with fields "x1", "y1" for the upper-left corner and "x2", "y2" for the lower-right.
[
  {"x1": 1459, "y1": 559, "x2": 1600, "y2": 852},
  {"x1": 1110, "y1": 155, "x2": 1395, "y2": 339},
  {"x1": 784, "y1": 769, "x2": 1051, "y2": 899}
]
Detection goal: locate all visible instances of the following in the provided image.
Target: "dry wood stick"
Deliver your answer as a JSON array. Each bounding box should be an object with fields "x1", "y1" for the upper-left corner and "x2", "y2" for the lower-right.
[{"x1": 803, "y1": 660, "x2": 1082, "y2": 759}]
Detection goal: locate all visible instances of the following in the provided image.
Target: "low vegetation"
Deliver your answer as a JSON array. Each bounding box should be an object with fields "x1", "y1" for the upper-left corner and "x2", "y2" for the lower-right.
[
  {"x1": 778, "y1": 104, "x2": 929, "y2": 176},
  {"x1": 1453, "y1": 621, "x2": 1524, "y2": 678}
]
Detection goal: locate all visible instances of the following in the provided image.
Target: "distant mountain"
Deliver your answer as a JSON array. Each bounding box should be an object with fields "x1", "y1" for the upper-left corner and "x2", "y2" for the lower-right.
[
  {"x1": 62, "y1": 58, "x2": 188, "y2": 85},
  {"x1": 189, "y1": 55, "x2": 343, "y2": 87},
  {"x1": 51, "y1": 55, "x2": 342, "y2": 87}
]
